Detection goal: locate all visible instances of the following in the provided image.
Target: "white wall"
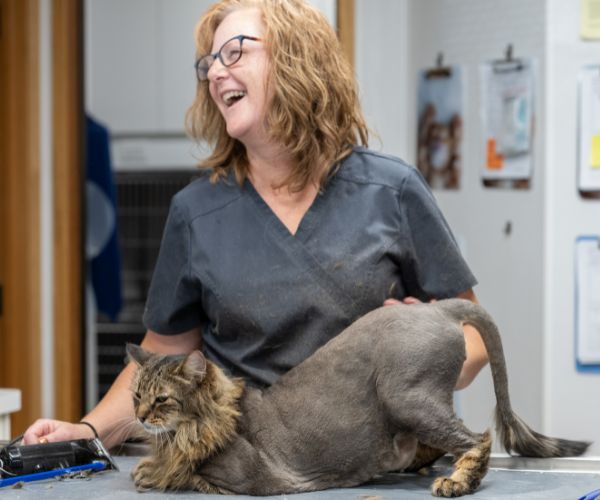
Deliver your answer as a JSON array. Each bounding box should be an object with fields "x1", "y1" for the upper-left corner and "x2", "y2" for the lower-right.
[
  {"x1": 40, "y1": 0, "x2": 55, "y2": 419},
  {"x1": 546, "y1": 0, "x2": 600, "y2": 452},
  {"x1": 355, "y1": 0, "x2": 410, "y2": 158}
]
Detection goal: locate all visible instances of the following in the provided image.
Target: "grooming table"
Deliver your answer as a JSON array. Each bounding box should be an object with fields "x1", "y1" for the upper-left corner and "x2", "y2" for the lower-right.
[{"x1": 0, "y1": 445, "x2": 599, "y2": 499}]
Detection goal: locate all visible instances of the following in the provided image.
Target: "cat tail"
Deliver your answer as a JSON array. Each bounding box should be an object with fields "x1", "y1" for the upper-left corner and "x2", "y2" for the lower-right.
[
  {"x1": 494, "y1": 407, "x2": 590, "y2": 457},
  {"x1": 438, "y1": 298, "x2": 591, "y2": 458}
]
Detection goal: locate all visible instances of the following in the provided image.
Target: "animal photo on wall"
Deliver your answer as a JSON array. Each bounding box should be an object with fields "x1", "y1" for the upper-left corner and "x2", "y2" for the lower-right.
[{"x1": 416, "y1": 63, "x2": 464, "y2": 190}]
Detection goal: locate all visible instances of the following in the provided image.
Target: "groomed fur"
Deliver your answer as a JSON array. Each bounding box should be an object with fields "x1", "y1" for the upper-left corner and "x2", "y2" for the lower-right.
[{"x1": 128, "y1": 300, "x2": 590, "y2": 497}]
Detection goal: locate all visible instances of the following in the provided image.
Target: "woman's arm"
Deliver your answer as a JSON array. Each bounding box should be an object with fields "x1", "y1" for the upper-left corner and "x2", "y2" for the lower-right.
[
  {"x1": 22, "y1": 328, "x2": 202, "y2": 448},
  {"x1": 454, "y1": 289, "x2": 489, "y2": 390}
]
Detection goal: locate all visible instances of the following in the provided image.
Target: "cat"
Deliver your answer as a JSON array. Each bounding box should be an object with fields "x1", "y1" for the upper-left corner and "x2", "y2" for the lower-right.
[{"x1": 127, "y1": 298, "x2": 589, "y2": 497}]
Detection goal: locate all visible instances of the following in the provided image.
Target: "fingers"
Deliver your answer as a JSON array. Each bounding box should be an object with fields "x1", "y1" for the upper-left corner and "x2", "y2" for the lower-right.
[
  {"x1": 402, "y1": 296, "x2": 422, "y2": 305},
  {"x1": 383, "y1": 296, "x2": 420, "y2": 306},
  {"x1": 22, "y1": 419, "x2": 85, "y2": 445},
  {"x1": 383, "y1": 296, "x2": 437, "y2": 307},
  {"x1": 22, "y1": 418, "x2": 57, "y2": 445},
  {"x1": 401, "y1": 296, "x2": 437, "y2": 304}
]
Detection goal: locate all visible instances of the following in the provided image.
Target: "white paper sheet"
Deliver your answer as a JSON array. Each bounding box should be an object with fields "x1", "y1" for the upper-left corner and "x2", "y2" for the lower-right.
[
  {"x1": 480, "y1": 60, "x2": 536, "y2": 181},
  {"x1": 577, "y1": 66, "x2": 600, "y2": 193},
  {"x1": 575, "y1": 236, "x2": 600, "y2": 366}
]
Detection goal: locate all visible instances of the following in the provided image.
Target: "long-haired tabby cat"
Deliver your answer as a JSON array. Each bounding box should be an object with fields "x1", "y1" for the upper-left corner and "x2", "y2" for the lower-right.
[{"x1": 127, "y1": 299, "x2": 589, "y2": 497}]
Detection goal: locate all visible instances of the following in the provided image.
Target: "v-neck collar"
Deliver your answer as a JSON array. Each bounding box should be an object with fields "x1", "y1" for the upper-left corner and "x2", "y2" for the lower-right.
[{"x1": 242, "y1": 177, "x2": 332, "y2": 241}]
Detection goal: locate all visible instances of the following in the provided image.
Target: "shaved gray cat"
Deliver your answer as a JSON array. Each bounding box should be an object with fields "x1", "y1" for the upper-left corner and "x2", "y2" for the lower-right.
[{"x1": 128, "y1": 299, "x2": 589, "y2": 497}]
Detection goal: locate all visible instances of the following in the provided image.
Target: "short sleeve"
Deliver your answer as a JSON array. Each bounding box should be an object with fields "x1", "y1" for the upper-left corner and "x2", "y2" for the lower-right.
[
  {"x1": 399, "y1": 169, "x2": 477, "y2": 300},
  {"x1": 143, "y1": 197, "x2": 205, "y2": 334}
]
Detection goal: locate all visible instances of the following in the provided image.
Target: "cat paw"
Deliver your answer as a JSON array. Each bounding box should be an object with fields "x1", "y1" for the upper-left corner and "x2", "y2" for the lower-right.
[
  {"x1": 431, "y1": 476, "x2": 472, "y2": 497},
  {"x1": 131, "y1": 458, "x2": 161, "y2": 492}
]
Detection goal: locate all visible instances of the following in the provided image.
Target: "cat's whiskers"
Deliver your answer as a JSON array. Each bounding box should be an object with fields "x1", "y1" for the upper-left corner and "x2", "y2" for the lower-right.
[
  {"x1": 100, "y1": 415, "x2": 139, "y2": 447},
  {"x1": 160, "y1": 425, "x2": 171, "y2": 455},
  {"x1": 160, "y1": 424, "x2": 176, "y2": 456},
  {"x1": 154, "y1": 426, "x2": 162, "y2": 450}
]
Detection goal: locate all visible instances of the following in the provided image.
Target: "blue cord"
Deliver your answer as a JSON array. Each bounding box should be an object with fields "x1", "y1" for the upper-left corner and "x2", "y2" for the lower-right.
[
  {"x1": 579, "y1": 488, "x2": 600, "y2": 500},
  {"x1": 0, "y1": 461, "x2": 107, "y2": 488}
]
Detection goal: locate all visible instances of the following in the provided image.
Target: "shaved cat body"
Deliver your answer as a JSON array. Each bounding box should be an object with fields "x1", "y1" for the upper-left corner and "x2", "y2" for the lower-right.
[{"x1": 128, "y1": 299, "x2": 589, "y2": 497}]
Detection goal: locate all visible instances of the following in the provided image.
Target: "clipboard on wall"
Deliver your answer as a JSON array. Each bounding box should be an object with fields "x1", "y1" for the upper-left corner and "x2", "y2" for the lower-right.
[
  {"x1": 480, "y1": 45, "x2": 536, "y2": 190},
  {"x1": 577, "y1": 65, "x2": 600, "y2": 198},
  {"x1": 575, "y1": 235, "x2": 600, "y2": 372}
]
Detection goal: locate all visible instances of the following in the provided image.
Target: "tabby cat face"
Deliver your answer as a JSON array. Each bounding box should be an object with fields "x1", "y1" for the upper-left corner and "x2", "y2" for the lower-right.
[{"x1": 127, "y1": 344, "x2": 207, "y2": 435}]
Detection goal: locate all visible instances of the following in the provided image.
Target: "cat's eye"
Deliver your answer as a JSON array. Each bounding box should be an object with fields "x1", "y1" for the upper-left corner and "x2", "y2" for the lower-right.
[{"x1": 155, "y1": 394, "x2": 169, "y2": 404}]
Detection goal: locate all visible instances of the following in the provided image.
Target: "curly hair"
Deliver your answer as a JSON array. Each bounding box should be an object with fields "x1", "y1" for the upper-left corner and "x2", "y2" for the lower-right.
[{"x1": 186, "y1": 0, "x2": 369, "y2": 191}]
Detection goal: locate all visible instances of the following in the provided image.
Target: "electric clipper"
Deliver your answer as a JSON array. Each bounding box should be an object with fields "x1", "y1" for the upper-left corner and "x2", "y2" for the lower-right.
[{"x1": 0, "y1": 438, "x2": 118, "y2": 487}]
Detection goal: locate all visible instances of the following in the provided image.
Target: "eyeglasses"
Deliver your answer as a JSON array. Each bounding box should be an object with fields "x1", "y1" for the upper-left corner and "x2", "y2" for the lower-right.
[{"x1": 195, "y1": 34, "x2": 261, "y2": 81}]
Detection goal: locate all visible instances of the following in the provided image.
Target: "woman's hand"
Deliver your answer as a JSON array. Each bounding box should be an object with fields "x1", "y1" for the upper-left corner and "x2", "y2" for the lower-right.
[
  {"x1": 21, "y1": 418, "x2": 95, "y2": 444},
  {"x1": 383, "y1": 296, "x2": 434, "y2": 306}
]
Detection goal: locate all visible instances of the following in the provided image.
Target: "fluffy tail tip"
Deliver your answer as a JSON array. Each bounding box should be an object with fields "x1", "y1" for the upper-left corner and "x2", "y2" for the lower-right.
[
  {"x1": 509, "y1": 430, "x2": 591, "y2": 458},
  {"x1": 497, "y1": 411, "x2": 591, "y2": 458}
]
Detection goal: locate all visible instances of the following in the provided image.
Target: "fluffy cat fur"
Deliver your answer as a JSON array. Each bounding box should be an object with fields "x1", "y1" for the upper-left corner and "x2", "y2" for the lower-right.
[{"x1": 127, "y1": 299, "x2": 589, "y2": 497}]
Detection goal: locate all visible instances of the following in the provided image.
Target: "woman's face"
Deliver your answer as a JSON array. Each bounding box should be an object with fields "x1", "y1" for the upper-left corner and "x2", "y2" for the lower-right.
[{"x1": 207, "y1": 8, "x2": 271, "y2": 150}]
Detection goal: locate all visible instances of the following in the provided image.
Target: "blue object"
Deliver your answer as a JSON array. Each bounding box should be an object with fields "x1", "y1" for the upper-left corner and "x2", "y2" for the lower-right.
[
  {"x1": 580, "y1": 488, "x2": 600, "y2": 500},
  {"x1": 574, "y1": 236, "x2": 600, "y2": 373},
  {"x1": 86, "y1": 115, "x2": 122, "y2": 321},
  {"x1": 0, "y1": 461, "x2": 107, "y2": 488}
]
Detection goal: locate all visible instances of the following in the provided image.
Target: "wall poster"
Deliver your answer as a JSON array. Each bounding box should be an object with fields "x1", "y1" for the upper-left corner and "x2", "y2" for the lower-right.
[
  {"x1": 580, "y1": 0, "x2": 600, "y2": 40},
  {"x1": 578, "y1": 65, "x2": 600, "y2": 196},
  {"x1": 575, "y1": 236, "x2": 600, "y2": 371},
  {"x1": 416, "y1": 64, "x2": 464, "y2": 190},
  {"x1": 479, "y1": 57, "x2": 536, "y2": 189}
]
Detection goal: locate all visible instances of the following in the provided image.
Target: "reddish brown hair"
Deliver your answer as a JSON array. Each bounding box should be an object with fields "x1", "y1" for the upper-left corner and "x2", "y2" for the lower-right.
[{"x1": 186, "y1": 0, "x2": 369, "y2": 191}]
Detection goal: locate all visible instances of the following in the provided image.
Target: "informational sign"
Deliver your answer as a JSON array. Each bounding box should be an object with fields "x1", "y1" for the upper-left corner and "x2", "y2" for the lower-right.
[
  {"x1": 580, "y1": 0, "x2": 600, "y2": 40},
  {"x1": 578, "y1": 66, "x2": 600, "y2": 194},
  {"x1": 480, "y1": 59, "x2": 536, "y2": 185},
  {"x1": 575, "y1": 236, "x2": 600, "y2": 370}
]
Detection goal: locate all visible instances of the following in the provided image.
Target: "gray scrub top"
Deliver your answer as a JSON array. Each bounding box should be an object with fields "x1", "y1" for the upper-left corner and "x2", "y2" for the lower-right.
[{"x1": 143, "y1": 147, "x2": 477, "y2": 386}]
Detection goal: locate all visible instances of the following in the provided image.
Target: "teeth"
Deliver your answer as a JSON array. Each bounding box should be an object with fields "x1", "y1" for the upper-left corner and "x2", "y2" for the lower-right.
[{"x1": 223, "y1": 90, "x2": 246, "y2": 106}]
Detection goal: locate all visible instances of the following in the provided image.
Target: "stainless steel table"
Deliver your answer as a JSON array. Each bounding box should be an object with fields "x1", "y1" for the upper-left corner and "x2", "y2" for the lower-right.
[{"x1": 1, "y1": 446, "x2": 599, "y2": 499}]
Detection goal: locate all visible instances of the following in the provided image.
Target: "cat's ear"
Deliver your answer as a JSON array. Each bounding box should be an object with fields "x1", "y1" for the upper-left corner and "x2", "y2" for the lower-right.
[
  {"x1": 126, "y1": 343, "x2": 152, "y2": 366},
  {"x1": 182, "y1": 350, "x2": 207, "y2": 380}
]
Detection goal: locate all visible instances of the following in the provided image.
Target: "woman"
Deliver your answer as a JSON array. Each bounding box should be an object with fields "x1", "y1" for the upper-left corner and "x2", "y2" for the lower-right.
[{"x1": 23, "y1": 0, "x2": 487, "y2": 449}]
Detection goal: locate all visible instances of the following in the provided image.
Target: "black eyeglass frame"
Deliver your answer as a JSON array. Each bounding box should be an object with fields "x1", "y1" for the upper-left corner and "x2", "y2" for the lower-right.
[{"x1": 195, "y1": 34, "x2": 262, "y2": 81}]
